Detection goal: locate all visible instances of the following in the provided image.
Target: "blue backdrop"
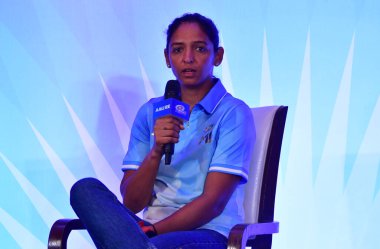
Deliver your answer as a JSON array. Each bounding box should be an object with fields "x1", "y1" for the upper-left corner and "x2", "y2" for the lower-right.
[{"x1": 1, "y1": 1, "x2": 379, "y2": 248}]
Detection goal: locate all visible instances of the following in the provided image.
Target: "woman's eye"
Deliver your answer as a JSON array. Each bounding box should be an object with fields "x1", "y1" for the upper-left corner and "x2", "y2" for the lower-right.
[
  {"x1": 172, "y1": 47, "x2": 183, "y2": 53},
  {"x1": 196, "y1": 46, "x2": 207, "y2": 52}
]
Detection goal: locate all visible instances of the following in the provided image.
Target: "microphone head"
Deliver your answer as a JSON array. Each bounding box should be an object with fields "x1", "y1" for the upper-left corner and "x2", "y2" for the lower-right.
[{"x1": 164, "y1": 80, "x2": 181, "y2": 100}]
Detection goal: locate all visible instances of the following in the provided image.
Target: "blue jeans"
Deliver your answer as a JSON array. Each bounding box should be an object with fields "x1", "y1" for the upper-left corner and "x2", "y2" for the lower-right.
[{"x1": 70, "y1": 178, "x2": 228, "y2": 249}]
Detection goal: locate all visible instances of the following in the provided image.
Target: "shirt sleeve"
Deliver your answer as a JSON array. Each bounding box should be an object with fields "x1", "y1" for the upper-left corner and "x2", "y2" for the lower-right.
[
  {"x1": 122, "y1": 102, "x2": 151, "y2": 171},
  {"x1": 209, "y1": 102, "x2": 256, "y2": 183}
]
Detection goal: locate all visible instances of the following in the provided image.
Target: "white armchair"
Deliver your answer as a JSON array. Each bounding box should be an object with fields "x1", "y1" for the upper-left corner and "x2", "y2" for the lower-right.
[
  {"x1": 227, "y1": 106, "x2": 288, "y2": 249},
  {"x1": 48, "y1": 106, "x2": 288, "y2": 249}
]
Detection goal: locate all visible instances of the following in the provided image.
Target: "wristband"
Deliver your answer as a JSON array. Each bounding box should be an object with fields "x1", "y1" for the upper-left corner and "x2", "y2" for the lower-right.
[
  {"x1": 151, "y1": 224, "x2": 158, "y2": 235},
  {"x1": 144, "y1": 225, "x2": 157, "y2": 238}
]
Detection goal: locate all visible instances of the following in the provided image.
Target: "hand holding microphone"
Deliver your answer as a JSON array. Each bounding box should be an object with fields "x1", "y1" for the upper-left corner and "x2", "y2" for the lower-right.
[
  {"x1": 153, "y1": 80, "x2": 190, "y2": 165},
  {"x1": 153, "y1": 116, "x2": 184, "y2": 158}
]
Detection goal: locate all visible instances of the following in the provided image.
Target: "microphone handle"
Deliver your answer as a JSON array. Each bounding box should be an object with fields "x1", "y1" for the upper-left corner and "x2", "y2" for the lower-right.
[
  {"x1": 163, "y1": 80, "x2": 181, "y2": 165},
  {"x1": 164, "y1": 143, "x2": 174, "y2": 165}
]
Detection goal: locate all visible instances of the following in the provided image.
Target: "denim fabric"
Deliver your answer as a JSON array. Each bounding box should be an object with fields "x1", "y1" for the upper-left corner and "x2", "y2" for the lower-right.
[
  {"x1": 150, "y1": 229, "x2": 227, "y2": 249},
  {"x1": 70, "y1": 178, "x2": 227, "y2": 249}
]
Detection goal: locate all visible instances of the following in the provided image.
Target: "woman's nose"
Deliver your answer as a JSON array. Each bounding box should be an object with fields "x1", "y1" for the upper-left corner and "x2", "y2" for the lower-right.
[{"x1": 182, "y1": 49, "x2": 194, "y2": 63}]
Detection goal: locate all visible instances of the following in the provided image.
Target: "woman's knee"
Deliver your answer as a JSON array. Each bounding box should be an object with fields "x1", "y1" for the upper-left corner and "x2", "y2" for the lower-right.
[{"x1": 70, "y1": 177, "x2": 102, "y2": 206}]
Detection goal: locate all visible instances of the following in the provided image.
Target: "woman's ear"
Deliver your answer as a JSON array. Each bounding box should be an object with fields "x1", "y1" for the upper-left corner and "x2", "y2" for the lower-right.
[
  {"x1": 164, "y1": 49, "x2": 171, "y2": 68},
  {"x1": 214, "y1": 47, "x2": 224, "y2": 66}
]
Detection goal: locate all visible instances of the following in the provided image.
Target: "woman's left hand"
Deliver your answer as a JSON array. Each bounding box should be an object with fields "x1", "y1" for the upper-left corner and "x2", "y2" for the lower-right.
[{"x1": 138, "y1": 220, "x2": 158, "y2": 238}]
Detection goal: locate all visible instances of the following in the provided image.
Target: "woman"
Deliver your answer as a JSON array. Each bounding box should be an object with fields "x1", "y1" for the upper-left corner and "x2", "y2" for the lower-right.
[{"x1": 71, "y1": 13, "x2": 255, "y2": 249}]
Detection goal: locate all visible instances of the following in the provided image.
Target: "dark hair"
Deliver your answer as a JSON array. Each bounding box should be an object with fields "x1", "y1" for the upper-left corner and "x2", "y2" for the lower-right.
[{"x1": 166, "y1": 13, "x2": 220, "y2": 52}]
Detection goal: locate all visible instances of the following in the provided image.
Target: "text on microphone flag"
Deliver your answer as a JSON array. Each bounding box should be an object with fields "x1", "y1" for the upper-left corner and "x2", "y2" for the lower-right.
[{"x1": 153, "y1": 98, "x2": 190, "y2": 121}]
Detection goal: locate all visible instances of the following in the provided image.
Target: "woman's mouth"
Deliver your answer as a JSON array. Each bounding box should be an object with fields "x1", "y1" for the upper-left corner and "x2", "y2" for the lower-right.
[{"x1": 182, "y1": 68, "x2": 196, "y2": 77}]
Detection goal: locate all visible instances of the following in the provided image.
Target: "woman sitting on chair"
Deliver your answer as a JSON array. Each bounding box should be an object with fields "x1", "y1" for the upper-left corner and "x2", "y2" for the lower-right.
[{"x1": 70, "y1": 12, "x2": 255, "y2": 249}]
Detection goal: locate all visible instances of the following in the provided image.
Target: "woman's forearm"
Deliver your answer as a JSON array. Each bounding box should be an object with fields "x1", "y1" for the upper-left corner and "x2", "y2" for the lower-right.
[
  {"x1": 153, "y1": 193, "x2": 222, "y2": 234},
  {"x1": 120, "y1": 148, "x2": 162, "y2": 212},
  {"x1": 154, "y1": 172, "x2": 241, "y2": 234}
]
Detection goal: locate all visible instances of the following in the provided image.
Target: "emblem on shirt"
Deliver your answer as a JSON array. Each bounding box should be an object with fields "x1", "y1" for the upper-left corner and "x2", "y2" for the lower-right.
[{"x1": 199, "y1": 124, "x2": 214, "y2": 144}]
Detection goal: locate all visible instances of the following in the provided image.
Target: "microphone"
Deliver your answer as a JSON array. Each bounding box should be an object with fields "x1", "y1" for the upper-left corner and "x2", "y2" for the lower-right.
[
  {"x1": 164, "y1": 79, "x2": 181, "y2": 100},
  {"x1": 153, "y1": 80, "x2": 190, "y2": 165}
]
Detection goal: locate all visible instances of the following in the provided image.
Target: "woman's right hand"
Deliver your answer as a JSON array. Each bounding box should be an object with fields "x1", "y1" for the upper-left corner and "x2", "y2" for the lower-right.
[{"x1": 152, "y1": 116, "x2": 184, "y2": 155}]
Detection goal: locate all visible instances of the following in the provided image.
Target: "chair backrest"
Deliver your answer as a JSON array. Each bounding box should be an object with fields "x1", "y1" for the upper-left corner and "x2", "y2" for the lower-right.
[{"x1": 243, "y1": 106, "x2": 288, "y2": 224}]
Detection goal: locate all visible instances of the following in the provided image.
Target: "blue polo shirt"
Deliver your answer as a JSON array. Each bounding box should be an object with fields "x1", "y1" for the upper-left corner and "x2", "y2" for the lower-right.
[{"x1": 122, "y1": 79, "x2": 255, "y2": 237}]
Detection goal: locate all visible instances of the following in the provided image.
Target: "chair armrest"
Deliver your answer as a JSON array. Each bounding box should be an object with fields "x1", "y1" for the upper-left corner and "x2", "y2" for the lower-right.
[
  {"x1": 48, "y1": 219, "x2": 85, "y2": 249},
  {"x1": 227, "y1": 221, "x2": 279, "y2": 249}
]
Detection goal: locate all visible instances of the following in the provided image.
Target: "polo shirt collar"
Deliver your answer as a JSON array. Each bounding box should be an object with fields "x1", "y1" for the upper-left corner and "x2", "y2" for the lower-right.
[{"x1": 197, "y1": 78, "x2": 228, "y2": 114}]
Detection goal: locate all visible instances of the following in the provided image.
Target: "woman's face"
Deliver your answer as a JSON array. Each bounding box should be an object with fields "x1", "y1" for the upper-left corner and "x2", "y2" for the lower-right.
[{"x1": 165, "y1": 22, "x2": 223, "y2": 88}]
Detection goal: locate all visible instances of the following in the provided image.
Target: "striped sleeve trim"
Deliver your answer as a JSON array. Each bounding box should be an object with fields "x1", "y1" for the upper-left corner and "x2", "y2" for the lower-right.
[
  {"x1": 121, "y1": 163, "x2": 139, "y2": 172},
  {"x1": 209, "y1": 165, "x2": 249, "y2": 183}
]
